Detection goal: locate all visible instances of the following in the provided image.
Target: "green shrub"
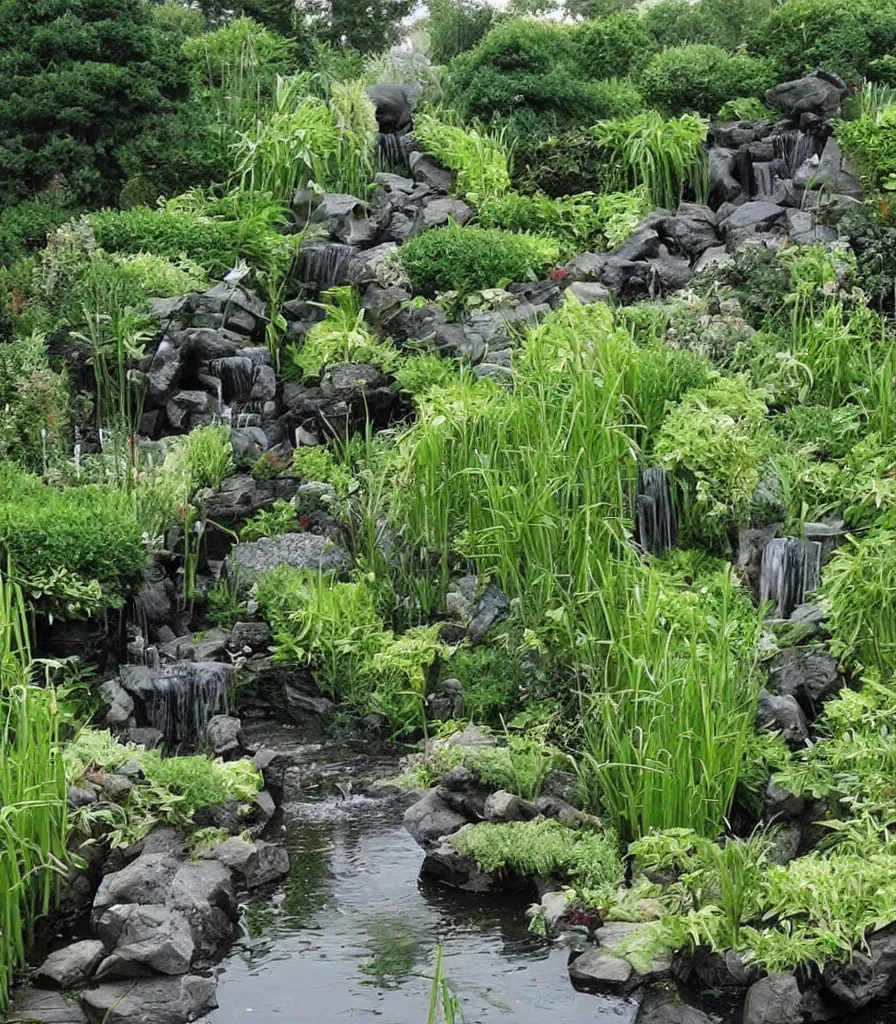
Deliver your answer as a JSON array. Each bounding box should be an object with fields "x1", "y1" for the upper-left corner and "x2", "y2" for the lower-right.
[
  {"x1": 443, "y1": 18, "x2": 642, "y2": 137},
  {"x1": 653, "y1": 376, "x2": 770, "y2": 547},
  {"x1": 428, "y1": 0, "x2": 499, "y2": 64},
  {"x1": 0, "y1": 200, "x2": 75, "y2": 265},
  {"x1": 575, "y1": 13, "x2": 658, "y2": 80},
  {"x1": 0, "y1": 464, "x2": 145, "y2": 617},
  {"x1": 643, "y1": 0, "x2": 776, "y2": 51},
  {"x1": 836, "y1": 109, "x2": 896, "y2": 192},
  {"x1": 639, "y1": 45, "x2": 774, "y2": 117},
  {"x1": 642, "y1": 0, "x2": 708, "y2": 48},
  {"x1": 413, "y1": 113, "x2": 512, "y2": 202},
  {"x1": 182, "y1": 15, "x2": 298, "y2": 87},
  {"x1": 512, "y1": 132, "x2": 613, "y2": 197},
  {"x1": 400, "y1": 224, "x2": 558, "y2": 296},
  {"x1": 0, "y1": 334, "x2": 69, "y2": 472},
  {"x1": 749, "y1": 0, "x2": 896, "y2": 83}
]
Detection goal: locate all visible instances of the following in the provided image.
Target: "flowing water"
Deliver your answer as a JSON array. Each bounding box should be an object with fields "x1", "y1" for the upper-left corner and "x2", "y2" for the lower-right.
[
  {"x1": 636, "y1": 467, "x2": 677, "y2": 557},
  {"x1": 759, "y1": 537, "x2": 822, "y2": 619},
  {"x1": 201, "y1": 728, "x2": 638, "y2": 1024}
]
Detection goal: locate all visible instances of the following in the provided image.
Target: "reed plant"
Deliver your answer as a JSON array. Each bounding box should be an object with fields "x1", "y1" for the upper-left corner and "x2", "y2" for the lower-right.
[
  {"x1": 0, "y1": 568, "x2": 68, "y2": 1005},
  {"x1": 329, "y1": 80, "x2": 379, "y2": 197},
  {"x1": 413, "y1": 112, "x2": 512, "y2": 203},
  {"x1": 590, "y1": 111, "x2": 709, "y2": 209}
]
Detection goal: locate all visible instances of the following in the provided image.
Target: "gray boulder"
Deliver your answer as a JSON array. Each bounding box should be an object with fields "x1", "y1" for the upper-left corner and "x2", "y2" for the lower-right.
[
  {"x1": 765, "y1": 71, "x2": 849, "y2": 119},
  {"x1": 756, "y1": 689, "x2": 809, "y2": 748},
  {"x1": 80, "y1": 975, "x2": 217, "y2": 1024},
  {"x1": 311, "y1": 194, "x2": 379, "y2": 247},
  {"x1": 721, "y1": 202, "x2": 788, "y2": 245},
  {"x1": 709, "y1": 148, "x2": 742, "y2": 206},
  {"x1": 204, "y1": 715, "x2": 244, "y2": 760},
  {"x1": 743, "y1": 972, "x2": 804, "y2": 1024},
  {"x1": 168, "y1": 860, "x2": 237, "y2": 959},
  {"x1": 403, "y1": 790, "x2": 469, "y2": 850},
  {"x1": 37, "y1": 941, "x2": 105, "y2": 990},
  {"x1": 797, "y1": 138, "x2": 862, "y2": 199},
  {"x1": 637, "y1": 992, "x2": 714, "y2": 1024},
  {"x1": 416, "y1": 197, "x2": 474, "y2": 231},
  {"x1": 408, "y1": 152, "x2": 452, "y2": 192},
  {"x1": 95, "y1": 904, "x2": 194, "y2": 977},
  {"x1": 420, "y1": 834, "x2": 496, "y2": 891},
  {"x1": 7, "y1": 989, "x2": 89, "y2": 1024},
  {"x1": 200, "y1": 837, "x2": 290, "y2": 889},
  {"x1": 101, "y1": 679, "x2": 134, "y2": 729},
  {"x1": 229, "y1": 533, "x2": 351, "y2": 579},
  {"x1": 567, "y1": 281, "x2": 611, "y2": 305},
  {"x1": 483, "y1": 790, "x2": 539, "y2": 823}
]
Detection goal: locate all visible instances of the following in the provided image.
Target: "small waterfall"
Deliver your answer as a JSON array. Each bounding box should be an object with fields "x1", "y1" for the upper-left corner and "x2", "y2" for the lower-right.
[
  {"x1": 208, "y1": 356, "x2": 257, "y2": 402},
  {"x1": 752, "y1": 161, "x2": 775, "y2": 197},
  {"x1": 145, "y1": 646, "x2": 161, "y2": 671},
  {"x1": 774, "y1": 129, "x2": 821, "y2": 176},
  {"x1": 119, "y1": 661, "x2": 232, "y2": 745},
  {"x1": 301, "y1": 241, "x2": 357, "y2": 291},
  {"x1": 759, "y1": 538, "x2": 823, "y2": 619},
  {"x1": 636, "y1": 468, "x2": 677, "y2": 556},
  {"x1": 378, "y1": 131, "x2": 409, "y2": 173},
  {"x1": 734, "y1": 148, "x2": 756, "y2": 197}
]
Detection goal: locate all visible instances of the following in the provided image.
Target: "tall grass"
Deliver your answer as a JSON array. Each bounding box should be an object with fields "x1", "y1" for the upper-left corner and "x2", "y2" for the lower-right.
[
  {"x1": 413, "y1": 111, "x2": 512, "y2": 202},
  {"x1": 0, "y1": 568, "x2": 68, "y2": 1005},
  {"x1": 590, "y1": 111, "x2": 709, "y2": 209}
]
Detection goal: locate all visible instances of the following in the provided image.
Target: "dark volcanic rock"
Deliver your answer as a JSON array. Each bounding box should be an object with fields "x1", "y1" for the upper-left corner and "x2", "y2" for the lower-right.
[
  {"x1": 403, "y1": 789, "x2": 469, "y2": 850},
  {"x1": 743, "y1": 972, "x2": 804, "y2": 1024}
]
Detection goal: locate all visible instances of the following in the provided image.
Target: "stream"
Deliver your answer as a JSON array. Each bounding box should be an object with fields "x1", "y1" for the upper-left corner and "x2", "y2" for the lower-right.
[{"x1": 200, "y1": 726, "x2": 639, "y2": 1024}]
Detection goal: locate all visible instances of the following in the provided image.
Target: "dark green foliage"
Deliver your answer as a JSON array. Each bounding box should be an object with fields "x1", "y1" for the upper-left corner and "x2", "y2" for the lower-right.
[
  {"x1": 428, "y1": 0, "x2": 499, "y2": 64},
  {"x1": 698, "y1": 246, "x2": 791, "y2": 329},
  {"x1": 400, "y1": 224, "x2": 558, "y2": 296},
  {"x1": 0, "y1": 0, "x2": 190, "y2": 208},
  {"x1": 302, "y1": 0, "x2": 415, "y2": 53},
  {"x1": 749, "y1": 0, "x2": 896, "y2": 83},
  {"x1": 868, "y1": 55, "x2": 896, "y2": 88},
  {"x1": 643, "y1": 0, "x2": 707, "y2": 48},
  {"x1": 640, "y1": 45, "x2": 774, "y2": 117},
  {"x1": 0, "y1": 197, "x2": 74, "y2": 264},
  {"x1": 771, "y1": 405, "x2": 865, "y2": 461},
  {"x1": 0, "y1": 464, "x2": 145, "y2": 615},
  {"x1": 449, "y1": 642, "x2": 524, "y2": 722},
  {"x1": 575, "y1": 13, "x2": 657, "y2": 80},
  {"x1": 513, "y1": 132, "x2": 613, "y2": 196},
  {"x1": 643, "y1": 0, "x2": 776, "y2": 51},
  {"x1": 839, "y1": 207, "x2": 896, "y2": 308},
  {"x1": 443, "y1": 18, "x2": 642, "y2": 137},
  {"x1": 564, "y1": 0, "x2": 636, "y2": 20}
]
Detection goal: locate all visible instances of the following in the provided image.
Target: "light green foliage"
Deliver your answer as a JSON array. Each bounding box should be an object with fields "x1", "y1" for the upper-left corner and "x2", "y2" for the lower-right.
[
  {"x1": 0, "y1": 464, "x2": 145, "y2": 618},
  {"x1": 286, "y1": 287, "x2": 402, "y2": 380},
  {"x1": 292, "y1": 444, "x2": 354, "y2": 494},
  {"x1": 477, "y1": 187, "x2": 650, "y2": 258},
  {"x1": 400, "y1": 224, "x2": 559, "y2": 296},
  {"x1": 329, "y1": 79, "x2": 379, "y2": 197},
  {"x1": 717, "y1": 97, "x2": 776, "y2": 121},
  {"x1": 0, "y1": 573, "x2": 68, "y2": 1007},
  {"x1": 625, "y1": 338, "x2": 714, "y2": 441},
  {"x1": 65, "y1": 728, "x2": 262, "y2": 845},
  {"x1": 394, "y1": 354, "x2": 462, "y2": 401},
  {"x1": 240, "y1": 500, "x2": 298, "y2": 541},
  {"x1": 171, "y1": 425, "x2": 235, "y2": 493},
  {"x1": 403, "y1": 734, "x2": 565, "y2": 800},
  {"x1": 0, "y1": 332, "x2": 69, "y2": 472},
  {"x1": 836, "y1": 107, "x2": 896, "y2": 193},
  {"x1": 820, "y1": 534, "x2": 896, "y2": 681},
  {"x1": 639, "y1": 45, "x2": 774, "y2": 118},
  {"x1": 414, "y1": 113, "x2": 512, "y2": 202},
  {"x1": 256, "y1": 568, "x2": 446, "y2": 732},
  {"x1": 654, "y1": 376, "x2": 770, "y2": 546},
  {"x1": 579, "y1": 553, "x2": 762, "y2": 838},
  {"x1": 182, "y1": 15, "x2": 298, "y2": 88},
  {"x1": 452, "y1": 819, "x2": 624, "y2": 903},
  {"x1": 590, "y1": 112, "x2": 709, "y2": 209}
]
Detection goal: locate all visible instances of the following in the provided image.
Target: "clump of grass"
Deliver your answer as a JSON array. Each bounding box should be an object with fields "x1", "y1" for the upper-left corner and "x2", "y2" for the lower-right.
[
  {"x1": 451, "y1": 819, "x2": 624, "y2": 904},
  {"x1": 414, "y1": 112, "x2": 512, "y2": 202},
  {"x1": 590, "y1": 111, "x2": 709, "y2": 209}
]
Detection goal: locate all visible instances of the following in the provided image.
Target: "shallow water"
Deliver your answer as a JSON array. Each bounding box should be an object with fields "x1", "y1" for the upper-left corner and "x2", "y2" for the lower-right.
[{"x1": 201, "y1": 735, "x2": 638, "y2": 1024}]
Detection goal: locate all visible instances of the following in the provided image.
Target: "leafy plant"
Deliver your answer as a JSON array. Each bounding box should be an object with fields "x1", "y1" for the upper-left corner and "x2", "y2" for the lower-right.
[
  {"x1": 590, "y1": 111, "x2": 709, "y2": 208},
  {"x1": 414, "y1": 112, "x2": 512, "y2": 203},
  {"x1": 240, "y1": 500, "x2": 298, "y2": 541},
  {"x1": 400, "y1": 224, "x2": 558, "y2": 296}
]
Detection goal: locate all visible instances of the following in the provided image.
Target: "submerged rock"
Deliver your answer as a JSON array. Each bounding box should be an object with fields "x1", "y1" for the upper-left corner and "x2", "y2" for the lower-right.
[{"x1": 636, "y1": 992, "x2": 714, "y2": 1024}]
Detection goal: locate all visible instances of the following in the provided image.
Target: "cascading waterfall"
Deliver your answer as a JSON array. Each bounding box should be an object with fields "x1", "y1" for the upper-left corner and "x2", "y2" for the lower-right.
[
  {"x1": 636, "y1": 467, "x2": 677, "y2": 556},
  {"x1": 759, "y1": 537, "x2": 822, "y2": 619},
  {"x1": 208, "y1": 356, "x2": 258, "y2": 402},
  {"x1": 378, "y1": 131, "x2": 409, "y2": 173},
  {"x1": 119, "y1": 661, "x2": 232, "y2": 745},
  {"x1": 752, "y1": 161, "x2": 775, "y2": 197},
  {"x1": 774, "y1": 129, "x2": 821, "y2": 177},
  {"x1": 301, "y1": 241, "x2": 357, "y2": 291}
]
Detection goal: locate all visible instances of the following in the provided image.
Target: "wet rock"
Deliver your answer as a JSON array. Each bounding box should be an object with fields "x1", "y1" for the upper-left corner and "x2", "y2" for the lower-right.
[
  {"x1": 347, "y1": 243, "x2": 404, "y2": 287},
  {"x1": 484, "y1": 790, "x2": 539, "y2": 822},
  {"x1": 416, "y1": 197, "x2": 474, "y2": 230},
  {"x1": 105, "y1": 775, "x2": 133, "y2": 803},
  {"x1": 797, "y1": 138, "x2": 862, "y2": 200},
  {"x1": 101, "y1": 680, "x2": 135, "y2": 729},
  {"x1": 366, "y1": 84, "x2": 417, "y2": 133},
  {"x1": 756, "y1": 689, "x2": 809, "y2": 748},
  {"x1": 166, "y1": 390, "x2": 211, "y2": 431},
  {"x1": 823, "y1": 923, "x2": 896, "y2": 1008},
  {"x1": 147, "y1": 340, "x2": 183, "y2": 403},
  {"x1": 436, "y1": 765, "x2": 490, "y2": 820},
  {"x1": 786, "y1": 209, "x2": 837, "y2": 245},
  {"x1": 7, "y1": 989, "x2": 89, "y2": 1024},
  {"x1": 768, "y1": 822, "x2": 803, "y2": 866},
  {"x1": 229, "y1": 533, "x2": 351, "y2": 579},
  {"x1": 403, "y1": 789, "x2": 469, "y2": 850},
  {"x1": 767, "y1": 646, "x2": 843, "y2": 717},
  {"x1": 168, "y1": 860, "x2": 237, "y2": 959},
  {"x1": 408, "y1": 152, "x2": 451, "y2": 192},
  {"x1": 228, "y1": 621, "x2": 271, "y2": 653},
  {"x1": 762, "y1": 779, "x2": 805, "y2": 822},
  {"x1": 204, "y1": 716, "x2": 244, "y2": 760},
  {"x1": 420, "y1": 834, "x2": 495, "y2": 891},
  {"x1": 94, "y1": 854, "x2": 181, "y2": 910},
  {"x1": 467, "y1": 584, "x2": 510, "y2": 643},
  {"x1": 765, "y1": 71, "x2": 849, "y2": 119},
  {"x1": 95, "y1": 904, "x2": 194, "y2": 977},
  {"x1": 80, "y1": 974, "x2": 217, "y2": 1024},
  {"x1": 709, "y1": 148, "x2": 742, "y2": 206},
  {"x1": 311, "y1": 193, "x2": 379, "y2": 247},
  {"x1": 636, "y1": 991, "x2": 714, "y2": 1024},
  {"x1": 68, "y1": 787, "x2": 98, "y2": 809},
  {"x1": 37, "y1": 941, "x2": 106, "y2": 990},
  {"x1": 721, "y1": 202, "x2": 788, "y2": 245},
  {"x1": 652, "y1": 248, "x2": 693, "y2": 292},
  {"x1": 426, "y1": 676, "x2": 464, "y2": 721},
  {"x1": 738, "y1": 524, "x2": 780, "y2": 592},
  {"x1": 682, "y1": 947, "x2": 759, "y2": 989},
  {"x1": 569, "y1": 939, "x2": 670, "y2": 996},
  {"x1": 200, "y1": 838, "x2": 290, "y2": 888},
  {"x1": 744, "y1": 972, "x2": 804, "y2": 1024}
]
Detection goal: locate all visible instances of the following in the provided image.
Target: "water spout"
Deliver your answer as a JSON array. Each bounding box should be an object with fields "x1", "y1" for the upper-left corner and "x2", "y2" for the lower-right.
[
  {"x1": 301, "y1": 241, "x2": 358, "y2": 292},
  {"x1": 636, "y1": 467, "x2": 677, "y2": 556},
  {"x1": 759, "y1": 537, "x2": 822, "y2": 619}
]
